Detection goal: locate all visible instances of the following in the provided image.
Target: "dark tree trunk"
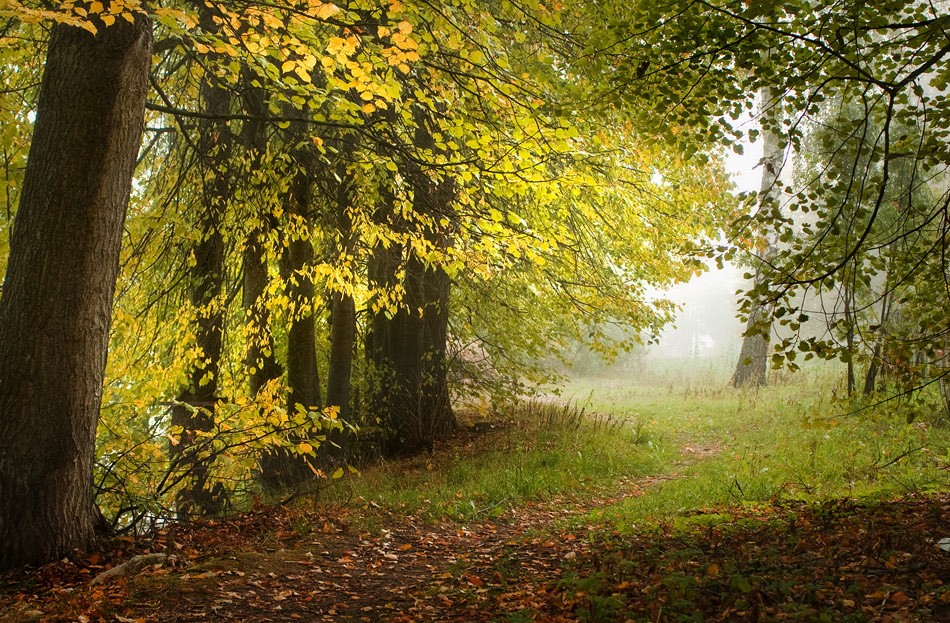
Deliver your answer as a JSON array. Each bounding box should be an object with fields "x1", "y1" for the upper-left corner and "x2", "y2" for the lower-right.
[
  {"x1": 0, "y1": 16, "x2": 151, "y2": 568},
  {"x1": 368, "y1": 116, "x2": 457, "y2": 455},
  {"x1": 323, "y1": 157, "x2": 357, "y2": 461},
  {"x1": 863, "y1": 289, "x2": 889, "y2": 396},
  {"x1": 327, "y1": 294, "x2": 356, "y2": 420},
  {"x1": 844, "y1": 279, "x2": 856, "y2": 398},
  {"x1": 240, "y1": 70, "x2": 281, "y2": 397},
  {"x1": 283, "y1": 135, "x2": 321, "y2": 414},
  {"x1": 258, "y1": 147, "x2": 320, "y2": 489},
  {"x1": 171, "y1": 45, "x2": 233, "y2": 517}
]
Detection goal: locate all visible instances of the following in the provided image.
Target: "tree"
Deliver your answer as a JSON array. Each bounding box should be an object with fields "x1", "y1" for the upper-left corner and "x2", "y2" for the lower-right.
[
  {"x1": 0, "y1": 12, "x2": 151, "y2": 567},
  {"x1": 732, "y1": 86, "x2": 784, "y2": 389}
]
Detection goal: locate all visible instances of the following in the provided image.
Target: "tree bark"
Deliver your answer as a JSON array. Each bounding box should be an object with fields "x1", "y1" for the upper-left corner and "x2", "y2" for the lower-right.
[
  {"x1": 733, "y1": 86, "x2": 782, "y2": 389},
  {"x1": 171, "y1": 38, "x2": 233, "y2": 516},
  {"x1": 368, "y1": 116, "x2": 457, "y2": 455},
  {"x1": 258, "y1": 145, "x2": 321, "y2": 490},
  {"x1": 0, "y1": 15, "x2": 151, "y2": 568},
  {"x1": 240, "y1": 69, "x2": 281, "y2": 397}
]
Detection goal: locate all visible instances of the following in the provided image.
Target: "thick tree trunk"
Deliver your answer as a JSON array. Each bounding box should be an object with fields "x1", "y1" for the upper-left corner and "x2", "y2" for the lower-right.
[
  {"x1": 171, "y1": 47, "x2": 232, "y2": 517},
  {"x1": 323, "y1": 158, "x2": 357, "y2": 461},
  {"x1": 0, "y1": 16, "x2": 151, "y2": 568},
  {"x1": 283, "y1": 136, "x2": 322, "y2": 414},
  {"x1": 369, "y1": 116, "x2": 457, "y2": 455},
  {"x1": 733, "y1": 86, "x2": 782, "y2": 389}
]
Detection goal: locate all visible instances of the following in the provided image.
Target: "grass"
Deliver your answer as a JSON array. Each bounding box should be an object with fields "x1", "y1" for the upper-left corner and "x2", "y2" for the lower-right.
[
  {"x1": 562, "y1": 359, "x2": 950, "y2": 529},
  {"x1": 325, "y1": 400, "x2": 671, "y2": 523},
  {"x1": 326, "y1": 357, "x2": 949, "y2": 530}
]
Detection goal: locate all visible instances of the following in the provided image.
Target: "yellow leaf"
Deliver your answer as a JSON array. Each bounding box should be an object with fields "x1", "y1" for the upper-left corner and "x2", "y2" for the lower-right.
[
  {"x1": 314, "y1": 2, "x2": 339, "y2": 19},
  {"x1": 88, "y1": 1, "x2": 104, "y2": 14},
  {"x1": 101, "y1": 13, "x2": 115, "y2": 26},
  {"x1": 298, "y1": 442, "x2": 314, "y2": 454},
  {"x1": 331, "y1": 467, "x2": 344, "y2": 479}
]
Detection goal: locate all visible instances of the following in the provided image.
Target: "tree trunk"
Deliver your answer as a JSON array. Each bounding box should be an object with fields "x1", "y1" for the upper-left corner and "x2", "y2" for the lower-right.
[
  {"x1": 863, "y1": 287, "x2": 889, "y2": 396},
  {"x1": 368, "y1": 116, "x2": 457, "y2": 455},
  {"x1": 283, "y1": 134, "x2": 322, "y2": 414},
  {"x1": 733, "y1": 86, "x2": 782, "y2": 389},
  {"x1": 258, "y1": 146, "x2": 320, "y2": 490},
  {"x1": 323, "y1": 157, "x2": 357, "y2": 461},
  {"x1": 0, "y1": 15, "x2": 151, "y2": 568},
  {"x1": 240, "y1": 70, "x2": 281, "y2": 397},
  {"x1": 171, "y1": 43, "x2": 232, "y2": 517}
]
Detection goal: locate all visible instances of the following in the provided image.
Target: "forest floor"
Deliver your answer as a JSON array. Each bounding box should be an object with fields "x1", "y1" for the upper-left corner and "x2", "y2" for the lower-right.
[{"x1": 2, "y1": 420, "x2": 949, "y2": 623}]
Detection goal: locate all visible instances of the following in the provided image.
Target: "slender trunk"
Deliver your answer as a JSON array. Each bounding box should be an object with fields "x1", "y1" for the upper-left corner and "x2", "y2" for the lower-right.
[
  {"x1": 258, "y1": 143, "x2": 320, "y2": 490},
  {"x1": 0, "y1": 15, "x2": 151, "y2": 568},
  {"x1": 171, "y1": 34, "x2": 232, "y2": 516},
  {"x1": 863, "y1": 288, "x2": 889, "y2": 396},
  {"x1": 733, "y1": 86, "x2": 782, "y2": 389},
  {"x1": 240, "y1": 69, "x2": 281, "y2": 396},
  {"x1": 845, "y1": 290, "x2": 855, "y2": 397}
]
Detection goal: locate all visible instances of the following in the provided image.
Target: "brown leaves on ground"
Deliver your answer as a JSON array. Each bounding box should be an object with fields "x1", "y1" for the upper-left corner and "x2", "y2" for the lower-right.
[{"x1": 0, "y1": 433, "x2": 947, "y2": 623}]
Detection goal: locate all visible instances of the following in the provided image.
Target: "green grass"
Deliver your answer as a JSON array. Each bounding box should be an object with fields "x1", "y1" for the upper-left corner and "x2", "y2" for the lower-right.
[
  {"x1": 563, "y1": 361, "x2": 950, "y2": 529},
  {"x1": 326, "y1": 400, "x2": 671, "y2": 522},
  {"x1": 323, "y1": 359, "x2": 949, "y2": 529}
]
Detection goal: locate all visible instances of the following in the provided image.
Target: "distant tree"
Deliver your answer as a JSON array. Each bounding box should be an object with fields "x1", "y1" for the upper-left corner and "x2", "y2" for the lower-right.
[
  {"x1": 0, "y1": 14, "x2": 151, "y2": 567},
  {"x1": 733, "y1": 87, "x2": 784, "y2": 389}
]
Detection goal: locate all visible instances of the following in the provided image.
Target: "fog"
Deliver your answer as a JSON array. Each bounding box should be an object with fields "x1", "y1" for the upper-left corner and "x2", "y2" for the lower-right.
[
  {"x1": 647, "y1": 121, "x2": 763, "y2": 361},
  {"x1": 648, "y1": 265, "x2": 746, "y2": 360}
]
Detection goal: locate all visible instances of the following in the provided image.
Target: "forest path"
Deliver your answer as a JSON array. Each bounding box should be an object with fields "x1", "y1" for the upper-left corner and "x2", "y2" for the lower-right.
[{"x1": 123, "y1": 455, "x2": 693, "y2": 623}]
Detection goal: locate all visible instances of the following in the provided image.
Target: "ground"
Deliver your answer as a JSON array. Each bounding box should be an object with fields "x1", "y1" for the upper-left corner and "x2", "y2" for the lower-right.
[{"x1": 1, "y1": 424, "x2": 948, "y2": 623}]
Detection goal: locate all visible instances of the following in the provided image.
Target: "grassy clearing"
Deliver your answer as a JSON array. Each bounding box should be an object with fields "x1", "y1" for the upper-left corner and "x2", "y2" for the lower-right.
[
  {"x1": 325, "y1": 400, "x2": 671, "y2": 523},
  {"x1": 562, "y1": 359, "x2": 950, "y2": 529},
  {"x1": 326, "y1": 358, "x2": 948, "y2": 530}
]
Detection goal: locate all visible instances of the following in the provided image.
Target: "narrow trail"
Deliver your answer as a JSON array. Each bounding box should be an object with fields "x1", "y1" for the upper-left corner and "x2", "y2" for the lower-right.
[{"x1": 123, "y1": 442, "x2": 716, "y2": 623}]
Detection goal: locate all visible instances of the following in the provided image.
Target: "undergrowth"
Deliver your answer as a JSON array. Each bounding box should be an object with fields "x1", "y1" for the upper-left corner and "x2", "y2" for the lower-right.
[
  {"x1": 324, "y1": 361, "x2": 948, "y2": 531},
  {"x1": 324, "y1": 399, "x2": 666, "y2": 523}
]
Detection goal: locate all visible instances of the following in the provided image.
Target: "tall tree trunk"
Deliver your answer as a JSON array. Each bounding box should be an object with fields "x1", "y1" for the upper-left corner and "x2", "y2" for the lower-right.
[
  {"x1": 324, "y1": 158, "x2": 357, "y2": 461},
  {"x1": 844, "y1": 281, "x2": 856, "y2": 397},
  {"x1": 240, "y1": 69, "x2": 281, "y2": 397},
  {"x1": 283, "y1": 156, "x2": 321, "y2": 413},
  {"x1": 368, "y1": 117, "x2": 457, "y2": 455},
  {"x1": 0, "y1": 15, "x2": 151, "y2": 568},
  {"x1": 171, "y1": 40, "x2": 232, "y2": 516},
  {"x1": 863, "y1": 287, "x2": 890, "y2": 396},
  {"x1": 733, "y1": 86, "x2": 782, "y2": 388},
  {"x1": 258, "y1": 145, "x2": 321, "y2": 490}
]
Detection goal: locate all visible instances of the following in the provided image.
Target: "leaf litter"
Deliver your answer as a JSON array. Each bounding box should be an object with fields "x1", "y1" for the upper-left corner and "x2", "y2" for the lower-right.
[{"x1": 0, "y1": 428, "x2": 947, "y2": 623}]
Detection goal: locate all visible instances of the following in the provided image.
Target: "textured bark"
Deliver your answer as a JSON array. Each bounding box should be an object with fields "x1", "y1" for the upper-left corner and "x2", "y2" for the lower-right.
[
  {"x1": 0, "y1": 16, "x2": 151, "y2": 568},
  {"x1": 323, "y1": 157, "x2": 357, "y2": 461},
  {"x1": 171, "y1": 39, "x2": 233, "y2": 516},
  {"x1": 733, "y1": 86, "x2": 781, "y2": 389},
  {"x1": 326, "y1": 293, "x2": 356, "y2": 422},
  {"x1": 258, "y1": 148, "x2": 320, "y2": 490},
  {"x1": 283, "y1": 163, "x2": 321, "y2": 414},
  {"x1": 368, "y1": 117, "x2": 457, "y2": 455},
  {"x1": 240, "y1": 72, "x2": 281, "y2": 396}
]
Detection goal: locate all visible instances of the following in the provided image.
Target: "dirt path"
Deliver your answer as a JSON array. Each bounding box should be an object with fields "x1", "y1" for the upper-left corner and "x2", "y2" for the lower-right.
[
  {"x1": 124, "y1": 472, "x2": 675, "y2": 623},
  {"x1": 3, "y1": 436, "x2": 947, "y2": 623},
  {"x1": 0, "y1": 439, "x2": 712, "y2": 623}
]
